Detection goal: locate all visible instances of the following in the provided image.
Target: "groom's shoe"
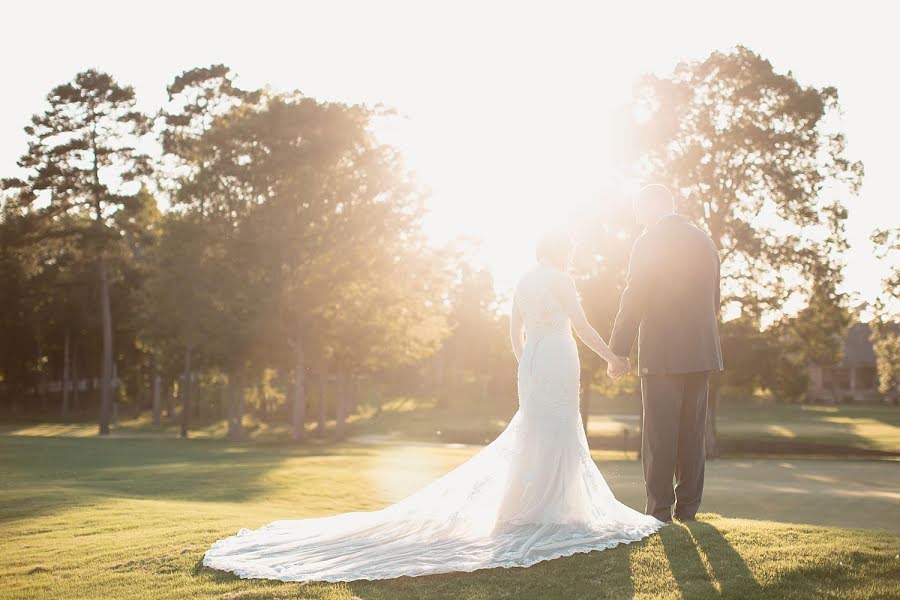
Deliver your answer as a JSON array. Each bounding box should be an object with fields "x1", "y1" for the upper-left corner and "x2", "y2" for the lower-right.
[{"x1": 673, "y1": 514, "x2": 697, "y2": 522}]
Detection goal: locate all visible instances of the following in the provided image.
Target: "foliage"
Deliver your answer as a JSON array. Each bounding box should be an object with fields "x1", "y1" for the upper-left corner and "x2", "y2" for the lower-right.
[
  {"x1": 616, "y1": 46, "x2": 865, "y2": 404},
  {"x1": 0, "y1": 48, "x2": 889, "y2": 437},
  {"x1": 1, "y1": 69, "x2": 152, "y2": 433},
  {"x1": 717, "y1": 313, "x2": 774, "y2": 397},
  {"x1": 866, "y1": 228, "x2": 900, "y2": 396},
  {"x1": 619, "y1": 46, "x2": 862, "y2": 317}
]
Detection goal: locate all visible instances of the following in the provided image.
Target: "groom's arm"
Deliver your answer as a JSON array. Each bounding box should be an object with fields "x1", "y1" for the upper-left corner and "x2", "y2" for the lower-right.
[{"x1": 609, "y1": 235, "x2": 652, "y2": 358}]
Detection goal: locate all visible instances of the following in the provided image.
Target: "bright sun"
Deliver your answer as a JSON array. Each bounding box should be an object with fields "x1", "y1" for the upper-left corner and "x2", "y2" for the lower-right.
[{"x1": 374, "y1": 92, "x2": 636, "y2": 296}]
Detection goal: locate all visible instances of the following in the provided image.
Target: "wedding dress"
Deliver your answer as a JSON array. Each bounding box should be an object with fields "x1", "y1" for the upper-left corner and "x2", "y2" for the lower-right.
[{"x1": 203, "y1": 264, "x2": 663, "y2": 582}]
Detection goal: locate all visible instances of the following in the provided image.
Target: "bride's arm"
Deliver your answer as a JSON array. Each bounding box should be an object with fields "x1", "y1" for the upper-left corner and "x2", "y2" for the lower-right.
[
  {"x1": 510, "y1": 296, "x2": 525, "y2": 363},
  {"x1": 556, "y1": 273, "x2": 621, "y2": 365}
]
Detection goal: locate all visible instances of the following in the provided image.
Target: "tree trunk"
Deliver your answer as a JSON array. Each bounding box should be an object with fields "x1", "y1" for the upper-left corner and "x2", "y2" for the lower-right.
[
  {"x1": 195, "y1": 377, "x2": 202, "y2": 418},
  {"x1": 152, "y1": 359, "x2": 161, "y2": 429},
  {"x1": 112, "y1": 362, "x2": 120, "y2": 424},
  {"x1": 352, "y1": 378, "x2": 361, "y2": 414},
  {"x1": 433, "y1": 354, "x2": 445, "y2": 406},
  {"x1": 335, "y1": 370, "x2": 348, "y2": 441},
  {"x1": 292, "y1": 341, "x2": 307, "y2": 442},
  {"x1": 233, "y1": 372, "x2": 244, "y2": 439},
  {"x1": 219, "y1": 380, "x2": 228, "y2": 420},
  {"x1": 226, "y1": 375, "x2": 236, "y2": 438},
  {"x1": 257, "y1": 383, "x2": 267, "y2": 419},
  {"x1": 36, "y1": 330, "x2": 47, "y2": 413},
  {"x1": 131, "y1": 362, "x2": 142, "y2": 419},
  {"x1": 579, "y1": 368, "x2": 593, "y2": 435},
  {"x1": 165, "y1": 377, "x2": 174, "y2": 420},
  {"x1": 61, "y1": 328, "x2": 71, "y2": 417},
  {"x1": 98, "y1": 256, "x2": 114, "y2": 435},
  {"x1": 72, "y1": 345, "x2": 80, "y2": 414},
  {"x1": 317, "y1": 366, "x2": 328, "y2": 438},
  {"x1": 705, "y1": 383, "x2": 720, "y2": 459},
  {"x1": 134, "y1": 364, "x2": 144, "y2": 419},
  {"x1": 374, "y1": 383, "x2": 384, "y2": 416},
  {"x1": 180, "y1": 345, "x2": 192, "y2": 439}
]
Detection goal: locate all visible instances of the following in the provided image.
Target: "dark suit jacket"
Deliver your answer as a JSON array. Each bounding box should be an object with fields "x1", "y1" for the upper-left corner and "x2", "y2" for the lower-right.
[{"x1": 609, "y1": 214, "x2": 724, "y2": 375}]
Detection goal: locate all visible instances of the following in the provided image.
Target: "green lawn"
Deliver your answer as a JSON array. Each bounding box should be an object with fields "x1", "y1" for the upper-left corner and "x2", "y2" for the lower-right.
[
  {"x1": 354, "y1": 400, "x2": 900, "y2": 455},
  {"x1": 7, "y1": 399, "x2": 898, "y2": 457},
  {"x1": 2, "y1": 434, "x2": 899, "y2": 599}
]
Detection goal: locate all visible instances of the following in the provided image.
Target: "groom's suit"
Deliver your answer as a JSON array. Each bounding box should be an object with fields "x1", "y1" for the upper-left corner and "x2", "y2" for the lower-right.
[{"x1": 610, "y1": 213, "x2": 723, "y2": 521}]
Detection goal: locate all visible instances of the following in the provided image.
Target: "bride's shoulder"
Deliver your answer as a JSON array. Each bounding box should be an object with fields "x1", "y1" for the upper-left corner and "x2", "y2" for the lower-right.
[
  {"x1": 514, "y1": 265, "x2": 544, "y2": 295},
  {"x1": 520, "y1": 264, "x2": 574, "y2": 293},
  {"x1": 515, "y1": 264, "x2": 540, "y2": 283}
]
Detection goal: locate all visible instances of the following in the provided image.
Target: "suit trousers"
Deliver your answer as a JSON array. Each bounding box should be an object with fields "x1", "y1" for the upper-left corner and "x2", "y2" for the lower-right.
[{"x1": 640, "y1": 371, "x2": 709, "y2": 521}]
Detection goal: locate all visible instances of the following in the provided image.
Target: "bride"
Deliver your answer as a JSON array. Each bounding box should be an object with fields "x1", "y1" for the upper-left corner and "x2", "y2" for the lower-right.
[{"x1": 203, "y1": 231, "x2": 664, "y2": 582}]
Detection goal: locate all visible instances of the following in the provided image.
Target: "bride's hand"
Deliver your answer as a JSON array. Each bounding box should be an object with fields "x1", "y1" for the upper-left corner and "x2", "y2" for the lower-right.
[{"x1": 606, "y1": 356, "x2": 630, "y2": 380}]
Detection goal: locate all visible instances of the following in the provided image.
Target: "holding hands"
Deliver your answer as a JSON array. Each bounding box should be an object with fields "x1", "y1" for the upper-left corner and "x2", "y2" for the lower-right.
[{"x1": 607, "y1": 356, "x2": 631, "y2": 380}]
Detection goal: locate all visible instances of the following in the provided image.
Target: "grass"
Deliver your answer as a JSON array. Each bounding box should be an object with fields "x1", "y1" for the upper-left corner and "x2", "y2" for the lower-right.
[
  {"x1": 351, "y1": 398, "x2": 900, "y2": 455},
  {"x1": 5, "y1": 397, "x2": 898, "y2": 457},
  {"x1": 2, "y1": 433, "x2": 899, "y2": 599},
  {"x1": 714, "y1": 404, "x2": 900, "y2": 453}
]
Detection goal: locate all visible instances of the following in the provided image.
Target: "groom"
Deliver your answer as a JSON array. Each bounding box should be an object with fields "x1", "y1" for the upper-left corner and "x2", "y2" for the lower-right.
[{"x1": 608, "y1": 184, "x2": 723, "y2": 523}]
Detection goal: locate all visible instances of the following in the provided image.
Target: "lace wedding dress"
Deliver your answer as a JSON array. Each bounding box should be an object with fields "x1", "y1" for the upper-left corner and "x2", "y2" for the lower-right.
[{"x1": 203, "y1": 264, "x2": 663, "y2": 582}]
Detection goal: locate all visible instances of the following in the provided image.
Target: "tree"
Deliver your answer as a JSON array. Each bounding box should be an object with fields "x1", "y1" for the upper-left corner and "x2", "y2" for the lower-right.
[
  {"x1": 869, "y1": 228, "x2": 899, "y2": 397},
  {"x1": 141, "y1": 213, "x2": 221, "y2": 437},
  {"x1": 323, "y1": 228, "x2": 449, "y2": 439},
  {"x1": 438, "y1": 266, "x2": 507, "y2": 407},
  {"x1": 157, "y1": 65, "x2": 449, "y2": 440},
  {"x1": 2, "y1": 70, "x2": 151, "y2": 434},
  {"x1": 620, "y1": 47, "x2": 863, "y2": 447},
  {"x1": 621, "y1": 47, "x2": 862, "y2": 314},
  {"x1": 230, "y1": 95, "x2": 448, "y2": 440},
  {"x1": 716, "y1": 310, "x2": 774, "y2": 399},
  {"x1": 155, "y1": 65, "x2": 263, "y2": 438},
  {"x1": 765, "y1": 279, "x2": 853, "y2": 404},
  {"x1": 4, "y1": 210, "x2": 97, "y2": 416},
  {"x1": 0, "y1": 202, "x2": 40, "y2": 411},
  {"x1": 871, "y1": 229, "x2": 900, "y2": 302}
]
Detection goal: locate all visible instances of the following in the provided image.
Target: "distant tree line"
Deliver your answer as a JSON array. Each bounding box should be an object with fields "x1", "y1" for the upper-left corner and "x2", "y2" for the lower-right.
[
  {"x1": 0, "y1": 48, "x2": 894, "y2": 442},
  {"x1": 0, "y1": 65, "x2": 458, "y2": 439}
]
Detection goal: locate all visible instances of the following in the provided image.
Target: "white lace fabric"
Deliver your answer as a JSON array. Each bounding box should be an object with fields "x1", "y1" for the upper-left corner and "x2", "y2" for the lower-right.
[{"x1": 203, "y1": 265, "x2": 663, "y2": 582}]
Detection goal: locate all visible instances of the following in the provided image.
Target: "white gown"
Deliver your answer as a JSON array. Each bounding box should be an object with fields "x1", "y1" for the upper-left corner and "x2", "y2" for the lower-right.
[{"x1": 203, "y1": 264, "x2": 663, "y2": 582}]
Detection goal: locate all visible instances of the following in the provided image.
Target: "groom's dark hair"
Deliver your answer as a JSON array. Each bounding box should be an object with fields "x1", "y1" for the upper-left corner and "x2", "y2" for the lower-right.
[{"x1": 536, "y1": 231, "x2": 574, "y2": 270}]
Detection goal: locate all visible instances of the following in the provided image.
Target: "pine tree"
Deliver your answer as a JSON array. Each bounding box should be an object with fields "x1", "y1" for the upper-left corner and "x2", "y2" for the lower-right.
[{"x1": 2, "y1": 70, "x2": 150, "y2": 434}]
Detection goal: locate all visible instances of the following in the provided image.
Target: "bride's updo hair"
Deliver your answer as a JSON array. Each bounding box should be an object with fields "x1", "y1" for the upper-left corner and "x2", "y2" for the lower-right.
[{"x1": 536, "y1": 231, "x2": 574, "y2": 270}]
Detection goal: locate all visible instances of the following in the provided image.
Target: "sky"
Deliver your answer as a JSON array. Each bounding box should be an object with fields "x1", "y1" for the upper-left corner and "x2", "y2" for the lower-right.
[{"x1": 2, "y1": 0, "x2": 898, "y2": 311}]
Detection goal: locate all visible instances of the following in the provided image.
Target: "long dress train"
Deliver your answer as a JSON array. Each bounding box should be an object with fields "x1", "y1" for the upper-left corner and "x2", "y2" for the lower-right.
[{"x1": 203, "y1": 265, "x2": 663, "y2": 581}]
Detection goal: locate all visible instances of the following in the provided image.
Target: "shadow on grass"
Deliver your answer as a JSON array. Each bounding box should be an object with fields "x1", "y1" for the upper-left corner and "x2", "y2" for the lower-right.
[
  {"x1": 192, "y1": 556, "x2": 239, "y2": 584},
  {"x1": 0, "y1": 434, "x2": 358, "y2": 524},
  {"x1": 659, "y1": 523, "x2": 718, "y2": 597},
  {"x1": 658, "y1": 519, "x2": 766, "y2": 598},
  {"x1": 686, "y1": 520, "x2": 762, "y2": 597}
]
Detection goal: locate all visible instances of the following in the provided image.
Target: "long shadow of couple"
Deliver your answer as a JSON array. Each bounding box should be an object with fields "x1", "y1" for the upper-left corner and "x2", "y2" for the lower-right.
[{"x1": 657, "y1": 519, "x2": 762, "y2": 598}]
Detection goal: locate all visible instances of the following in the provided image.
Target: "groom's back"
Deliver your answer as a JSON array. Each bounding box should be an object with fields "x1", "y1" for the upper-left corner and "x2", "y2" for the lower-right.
[{"x1": 621, "y1": 214, "x2": 723, "y2": 375}]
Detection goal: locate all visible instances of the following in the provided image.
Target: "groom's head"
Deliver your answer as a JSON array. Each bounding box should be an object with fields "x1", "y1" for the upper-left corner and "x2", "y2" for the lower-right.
[{"x1": 634, "y1": 184, "x2": 675, "y2": 227}]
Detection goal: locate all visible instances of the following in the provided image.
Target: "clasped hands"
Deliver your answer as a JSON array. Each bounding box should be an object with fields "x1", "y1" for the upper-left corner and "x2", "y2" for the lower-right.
[{"x1": 607, "y1": 356, "x2": 632, "y2": 380}]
